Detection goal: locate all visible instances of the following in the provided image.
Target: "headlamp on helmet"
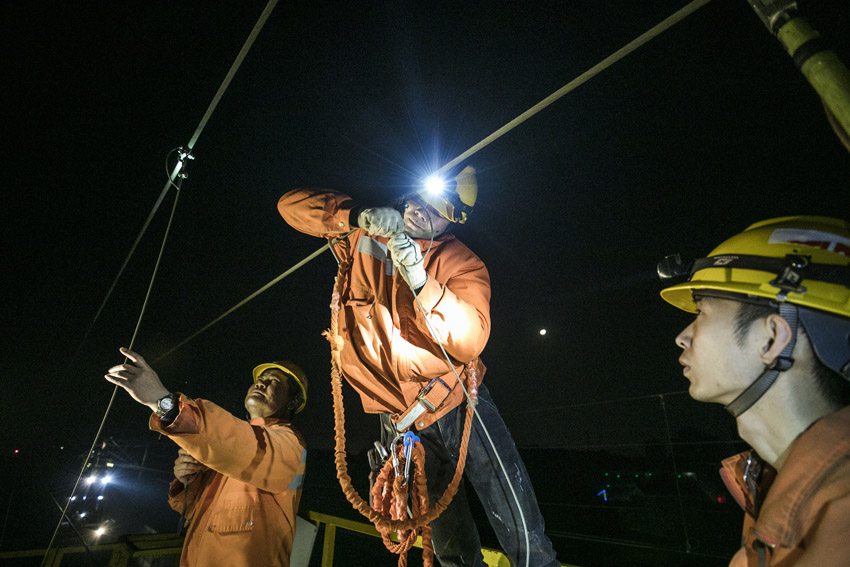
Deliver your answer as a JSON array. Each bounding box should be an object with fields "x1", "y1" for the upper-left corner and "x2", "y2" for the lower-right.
[{"x1": 414, "y1": 166, "x2": 478, "y2": 224}]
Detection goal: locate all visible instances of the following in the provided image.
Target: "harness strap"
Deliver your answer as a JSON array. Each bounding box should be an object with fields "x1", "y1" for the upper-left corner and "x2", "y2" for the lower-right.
[{"x1": 393, "y1": 375, "x2": 456, "y2": 431}]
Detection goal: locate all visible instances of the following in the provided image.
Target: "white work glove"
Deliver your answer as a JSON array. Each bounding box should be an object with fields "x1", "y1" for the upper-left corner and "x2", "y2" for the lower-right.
[
  {"x1": 357, "y1": 207, "x2": 404, "y2": 238},
  {"x1": 387, "y1": 233, "x2": 427, "y2": 291}
]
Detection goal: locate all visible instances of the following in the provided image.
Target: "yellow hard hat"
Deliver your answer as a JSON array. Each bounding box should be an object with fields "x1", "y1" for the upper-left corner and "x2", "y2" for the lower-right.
[
  {"x1": 416, "y1": 166, "x2": 478, "y2": 224},
  {"x1": 252, "y1": 361, "x2": 308, "y2": 413},
  {"x1": 660, "y1": 216, "x2": 850, "y2": 318}
]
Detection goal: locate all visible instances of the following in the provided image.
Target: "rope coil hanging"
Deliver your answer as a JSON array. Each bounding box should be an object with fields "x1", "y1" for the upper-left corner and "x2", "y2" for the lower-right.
[{"x1": 324, "y1": 241, "x2": 478, "y2": 565}]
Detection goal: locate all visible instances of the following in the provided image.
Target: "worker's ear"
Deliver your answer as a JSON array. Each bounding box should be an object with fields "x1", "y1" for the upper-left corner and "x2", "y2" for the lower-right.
[{"x1": 759, "y1": 313, "x2": 793, "y2": 365}]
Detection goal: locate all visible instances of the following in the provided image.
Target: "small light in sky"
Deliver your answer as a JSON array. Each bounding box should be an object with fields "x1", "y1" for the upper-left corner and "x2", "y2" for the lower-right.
[
  {"x1": 424, "y1": 175, "x2": 445, "y2": 195},
  {"x1": 85, "y1": 475, "x2": 97, "y2": 485},
  {"x1": 105, "y1": 462, "x2": 114, "y2": 468},
  {"x1": 95, "y1": 527, "x2": 106, "y2": 537},
  {"x1": 79, "y1": 512, "x2": 87, "y2": 518},
  {"x1": 13, "y1": 449, "x2": 20, "y2": 454},
  {"x1": 97, "y1": 495, "x2": 104, "y2": 501},
  {"x1": 69, "y1": 496, "x2": 77, "y2": 502},
  {"x1": 539, "y1": 329, "x2": 547, "y2": 336}
]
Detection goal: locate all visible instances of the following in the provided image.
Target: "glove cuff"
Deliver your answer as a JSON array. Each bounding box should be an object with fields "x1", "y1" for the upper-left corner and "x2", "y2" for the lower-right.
[{"x1": 349, "y1": 205, "x2": 365, "y2": 228}]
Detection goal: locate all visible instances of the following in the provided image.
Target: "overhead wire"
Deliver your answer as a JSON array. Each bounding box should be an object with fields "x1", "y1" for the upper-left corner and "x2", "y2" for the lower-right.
[
  {"x1": 149, "y1": 4, "x2": 718, "y2": 563},
  {"x1": 70, "y1": 0, "x2": 281, "y2": 360},
  {"x1": 160, "y1": 0, "x2": 713, "y2": 360},
  {"x1": 40, "y1": 175, "x2": 186, "y2": 567},
  {"x1": 42, "y1": 0, "x2": 716, "y2": 562},
  {"x1": 40, "y1": 1, "x2": 280, "y2": 561},
  {"x1": 435, "y1": 0, "x2": 712, "y2": 177}
]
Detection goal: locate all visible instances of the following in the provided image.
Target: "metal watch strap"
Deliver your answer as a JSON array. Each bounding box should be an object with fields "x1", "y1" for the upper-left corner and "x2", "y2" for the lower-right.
[{"x1": 155, "y1": 393, "x2": 176, "y2": 418}]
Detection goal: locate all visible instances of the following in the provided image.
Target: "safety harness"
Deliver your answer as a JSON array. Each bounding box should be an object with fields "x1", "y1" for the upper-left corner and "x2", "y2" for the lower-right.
[{"x1": 325, "y1": 239, "x2": 478, "y2": 567}]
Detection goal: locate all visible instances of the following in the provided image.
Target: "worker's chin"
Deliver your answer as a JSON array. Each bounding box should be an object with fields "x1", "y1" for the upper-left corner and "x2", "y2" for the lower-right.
[
  {"x1": 244, "y1": 398, "x2": 271, "y2": 416},
  {"x1": 405, "y1": 227, "x2": 433, "y2": 240}
]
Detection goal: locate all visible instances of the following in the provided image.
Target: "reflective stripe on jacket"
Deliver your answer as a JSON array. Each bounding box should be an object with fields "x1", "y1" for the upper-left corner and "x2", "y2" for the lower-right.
[
  {"x1": 720, "y1": 405, "x2": 850, "y2": 567},
  {"x1": 150, "y1": 396, "x2": 306, "y2": 567},
  {"x1": 278, "y1": 188, "x2": 490, "y2": 429}
]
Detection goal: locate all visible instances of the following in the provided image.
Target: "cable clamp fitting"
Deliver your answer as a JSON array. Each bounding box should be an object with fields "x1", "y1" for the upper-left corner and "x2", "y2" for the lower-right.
[{"x1": 176, "y1": 147, "x2": 195, "y2": 179}]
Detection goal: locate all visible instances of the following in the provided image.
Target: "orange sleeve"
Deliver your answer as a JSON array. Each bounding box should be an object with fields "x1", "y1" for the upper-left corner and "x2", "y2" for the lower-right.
[
  {"x1": 413, "y1": 246, "x2": 491, "y2": 364},
  {"x1": 278, "y1": 188, "x2": 357, "y2": 238},
  {"x1": 150, "y1": 398, "x2": 305, "y2": 494}
]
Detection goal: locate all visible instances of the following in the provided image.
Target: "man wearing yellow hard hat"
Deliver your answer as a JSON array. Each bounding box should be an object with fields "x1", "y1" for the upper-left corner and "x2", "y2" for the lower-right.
[
  {"x1": 659, "y1": 216, "x2": 850, "y2": 566},
  {"x1": 105, "y1": 350, "x2": 308, "y2": 567},
  {"x1": 278, "y1": 167, "x2": 559, "y2": 567}
]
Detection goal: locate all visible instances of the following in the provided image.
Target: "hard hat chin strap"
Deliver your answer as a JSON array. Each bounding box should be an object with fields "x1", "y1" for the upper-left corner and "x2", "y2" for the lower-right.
[{"x1": 725, "y1": 303, "x2": 799, "y2": 418}]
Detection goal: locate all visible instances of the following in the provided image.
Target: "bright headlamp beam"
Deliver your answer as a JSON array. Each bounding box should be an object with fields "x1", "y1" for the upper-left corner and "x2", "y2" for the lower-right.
[{"x1": 424, "y1": 176, "x2": 446, "y2": 195}]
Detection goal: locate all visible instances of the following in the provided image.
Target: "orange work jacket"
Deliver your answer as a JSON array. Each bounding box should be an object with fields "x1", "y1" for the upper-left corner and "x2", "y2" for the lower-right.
[
  {"x1": 278, "y1": 188, "x2": 490, "y2": 429},
  {"x1": 150, "y1": 396, "x2": 306, "y2": 567},
  {"x1": 720, "y1": 405, "x2": 850, "y2": 567}
]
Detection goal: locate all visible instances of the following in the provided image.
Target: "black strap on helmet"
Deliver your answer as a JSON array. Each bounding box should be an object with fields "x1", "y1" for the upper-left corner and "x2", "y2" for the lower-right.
[
  {"x1": 690, "y1": 254, "x2": 850, "y2": 295},
  {"x1": 725, "y1": 303, "x2": 799, "y2": 417}
]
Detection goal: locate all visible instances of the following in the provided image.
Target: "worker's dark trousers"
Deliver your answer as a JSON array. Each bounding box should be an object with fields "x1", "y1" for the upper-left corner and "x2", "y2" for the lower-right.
[{"x1": 381, "y1": 384, "x2": 560, "y2": 567}]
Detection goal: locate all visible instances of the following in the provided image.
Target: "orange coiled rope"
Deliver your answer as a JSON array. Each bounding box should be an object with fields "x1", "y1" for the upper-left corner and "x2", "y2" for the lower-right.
[
  {"x1": 324, "y1": 247, "x2": 478, "y2": 565},
  {"x1": 370, "y1": 442, "x2": 433, "y2": 567}
]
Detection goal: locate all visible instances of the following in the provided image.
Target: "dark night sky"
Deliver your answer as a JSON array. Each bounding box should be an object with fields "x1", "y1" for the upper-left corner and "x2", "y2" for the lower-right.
[{"x1": 2, "y1": 0, "x2": 849, "y2": 560}]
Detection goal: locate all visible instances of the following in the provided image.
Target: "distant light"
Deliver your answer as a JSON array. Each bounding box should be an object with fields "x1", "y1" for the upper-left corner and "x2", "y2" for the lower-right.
[
  {"x1": 97, "y1": 495, "x2": 104, "y2": 501},
  {"x1": 424, "y1": 176, "x2": 446, "y2": 195},
  {"x1": 716, "y1": 495, "x2": 727, "y2": 504},
  {"x1": 85, "y1": 475, "x2": 97, "y2": 485},
  {"x1": 95, "y1": 527, "x2": 106, "y2": 537},
  {"x1": 13, "y1": 449, "x2": 20, "y2": 454},
  {"x1": 539, "y1": 329, "x2": 547, "y2": 336},
  {"x1": 101, "y1": 475, "x2": 112, "y2": 485},
  {"x1": 79, "y1": 512, "x2": 87, "y2": 518},
  {"x1": 69, "y1": 496, "x2": 77, "y2": 502},
  {"x1": 596, "y1": 489, "x2": 608, "y2": 503},
  {"x1": 105, "y1": 462, "x2": 114, "y2": 468}
]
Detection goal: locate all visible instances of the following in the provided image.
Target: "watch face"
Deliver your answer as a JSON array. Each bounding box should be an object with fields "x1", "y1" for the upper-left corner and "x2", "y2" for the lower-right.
[{"x1": 159, "y1": 396, "x2": 174, "y2": 411}]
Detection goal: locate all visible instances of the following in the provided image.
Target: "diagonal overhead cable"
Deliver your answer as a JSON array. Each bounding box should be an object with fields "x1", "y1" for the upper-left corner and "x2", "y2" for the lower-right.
[
  {"x1": 80, "y1": 0, "x2": 280, "y2": 346},
  {"x1": 41, "y1": 2, "x2": 281, "y2": 564},
  {"x1": 436, "y1": 0, "x2": 711, "y2": 176},
  {"x1": 159, "y1": 0, "x2": 712, "y2": 359}
]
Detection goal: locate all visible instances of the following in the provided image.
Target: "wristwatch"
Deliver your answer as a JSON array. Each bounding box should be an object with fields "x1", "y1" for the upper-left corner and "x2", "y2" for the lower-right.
[{"x1": 155, "y1": 393, "x2": 176, "y2": 418}]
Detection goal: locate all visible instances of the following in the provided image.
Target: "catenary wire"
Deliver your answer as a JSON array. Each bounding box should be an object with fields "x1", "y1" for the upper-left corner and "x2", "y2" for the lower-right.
[
  {"x1": 42, "y1": 4, "x2": 281, "y2": 556},
  {"x1": 40, "y1": 0, "x2": 718, "y2": 562},
  {"x1": 160, "y1": 0, "x2": 712, "y2": 360},
  {"x1": 41, "y1": 176, "x2": 186, "y2": 565},
  {"x1": 151, "y1": 5, "x2": 718, "y2": 562},
  {"x1": 435, "y1": 0, "x2": 712, "y2": 177},
  {"x1": 69, "y1": 0, "x2": 280, "y2": 368}
]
